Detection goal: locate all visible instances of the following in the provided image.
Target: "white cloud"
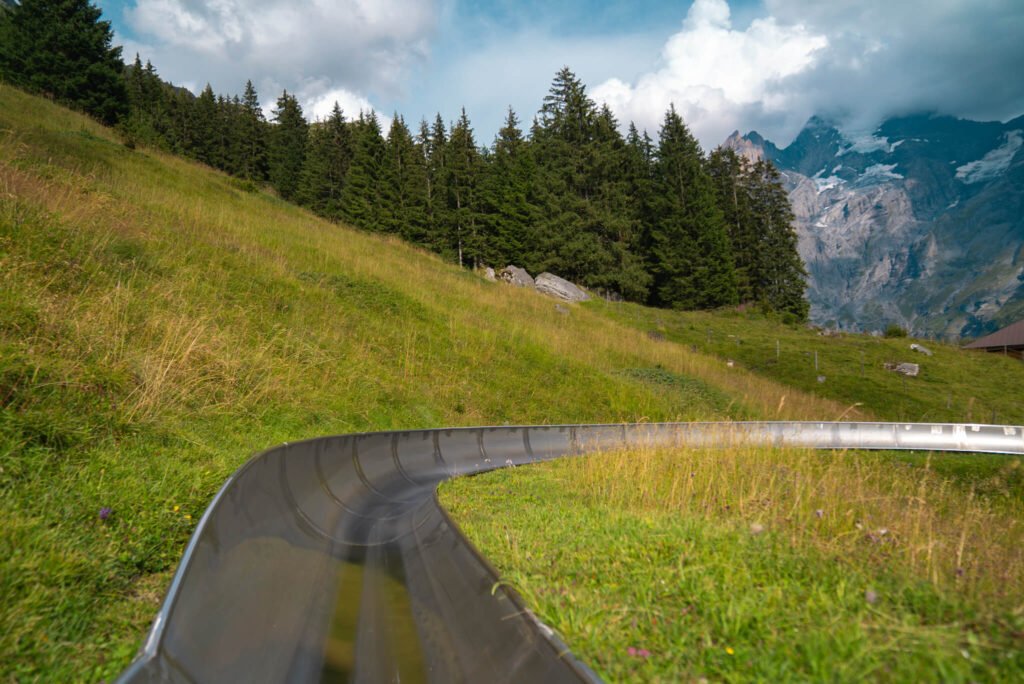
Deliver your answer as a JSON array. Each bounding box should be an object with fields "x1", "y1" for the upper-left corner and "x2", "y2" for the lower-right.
[
  {"x1": 303, "y1": 85, "x2": 392, "y2": 130},
  {"x1": 591, "y1": 0, "x2": 827, "y2": 149},
  {"x1": 763, "y1": 0, "x2": 1024, "y2": 131},
  {"x1": 122, "y1": 0, "x2": 437, "y2": 118},
  {"x1": 591, "y1": 0, "x2": 1024, "y2": 149}
]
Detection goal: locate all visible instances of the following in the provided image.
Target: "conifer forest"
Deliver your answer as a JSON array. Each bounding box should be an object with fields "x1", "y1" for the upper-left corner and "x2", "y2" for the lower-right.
[{"x1": 0, "y1": 0, "x2": 808, "y2": 318}]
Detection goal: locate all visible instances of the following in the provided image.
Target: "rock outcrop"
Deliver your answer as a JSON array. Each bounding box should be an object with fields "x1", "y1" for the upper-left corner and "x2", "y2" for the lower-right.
[
  {"x1": 884, "y1": 362, "x2": 920, "y2": 377},
  {"x1": 534, "y1": 273, "x2": 590, "y2": 302},
  {"x1": 498, "y1": 265, "x2": 534, "y2": 288}
]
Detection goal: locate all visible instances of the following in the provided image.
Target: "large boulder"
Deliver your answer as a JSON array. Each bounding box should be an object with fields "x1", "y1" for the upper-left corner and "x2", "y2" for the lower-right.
[
  {"x1": 884, "y1": 362, "x2": 920, "y2": 377},
  {"x1": 498, "y1": 265, "x2": 534, "y2": 287},
  {"x1": 534, "y1": 272, "x2": 591, "y2": 302}
]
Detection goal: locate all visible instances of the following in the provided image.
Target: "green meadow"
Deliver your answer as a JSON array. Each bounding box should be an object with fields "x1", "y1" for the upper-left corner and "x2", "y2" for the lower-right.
[{"x1": 2, "y1": 85, "x2": 1023, "y2": 681}]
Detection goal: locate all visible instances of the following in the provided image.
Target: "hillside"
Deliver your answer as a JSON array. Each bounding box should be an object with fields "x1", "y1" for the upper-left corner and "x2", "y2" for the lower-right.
[
  {"x1": 0, "y1": 85, "x2": 845, "y2": 680},
  {"x1": 3, "y1": 85, "x2": 1024, "y2": 680},
  {"x1": 725, "y1": 114, "x2": 1024, "y2": 337}
]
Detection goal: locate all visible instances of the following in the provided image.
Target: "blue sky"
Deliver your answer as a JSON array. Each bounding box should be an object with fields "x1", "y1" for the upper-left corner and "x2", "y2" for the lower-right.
[{"x1": 94, "y1": 1, "x2": 1024, "y2": 148}]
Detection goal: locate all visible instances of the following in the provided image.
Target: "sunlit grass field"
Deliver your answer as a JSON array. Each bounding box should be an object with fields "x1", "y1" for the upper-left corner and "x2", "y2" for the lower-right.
[
  {"x1": 441, "y1": 445, "x2": 1024, "y2": 681},
  {"x1": 3, "y1": 83, "x2": 1024, "y2": 680},
  {"x1": 0, "y1": 84, "x2": 843, "y2": 680}
]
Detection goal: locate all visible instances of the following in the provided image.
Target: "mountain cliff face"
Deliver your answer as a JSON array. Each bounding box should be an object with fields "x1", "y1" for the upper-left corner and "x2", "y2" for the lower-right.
[{"x1": 725, "y1": 114, "x2": 1024, "y2": 338}]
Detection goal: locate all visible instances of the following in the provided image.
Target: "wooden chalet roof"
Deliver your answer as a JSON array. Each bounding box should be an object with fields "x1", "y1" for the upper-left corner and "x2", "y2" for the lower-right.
[{"x1": 963, "y1": 318, "x2": 1024, "y2": 350}]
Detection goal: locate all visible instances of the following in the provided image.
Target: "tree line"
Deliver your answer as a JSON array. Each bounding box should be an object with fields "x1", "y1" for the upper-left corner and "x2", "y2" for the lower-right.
[{"x1": 0, "y1": 0, "x2": 808, "y2": 319}]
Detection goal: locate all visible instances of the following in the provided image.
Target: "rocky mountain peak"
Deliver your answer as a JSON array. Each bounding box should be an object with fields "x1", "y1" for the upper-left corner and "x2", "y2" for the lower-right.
[
  {"x1": 722, "y1": 130, "x2": 765, "y2": 163},
  {"x1": 733, "y1": 112, "x2": 1024, "y2": 338}
]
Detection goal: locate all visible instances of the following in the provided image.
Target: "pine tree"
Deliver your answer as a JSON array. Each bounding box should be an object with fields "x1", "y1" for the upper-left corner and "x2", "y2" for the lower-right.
[
  {"x1": 588, "y1": 104, "x2": 651, "y2": 300},
  {"x1": 268, "y1": 90, "x2": 308, "y2": 201},
  {"x1": 477, "y1": 107, "x2": 538, "y2": 268},
  {"x1": 707, "y1": 147, "x2": 758, "y2": 302},
  {"x1": 165, "y1": 87, "x2": 196, "y2": 155},
  {"x1": 421, "y1": 114, "x2": 450, "y2": 253},
  {"x1": 340, "y1": 111, "x2": 385, "y2": 231},
  {"x1": 749, "y1": 160, "x2": 809, "y2": 319},
  {"x1": 380, "y1": 115, "x2": 429, "y2": 242},
  {"x1": 651, "y1": 105, "x2": 737, "y2": 309},
  {"x1": 531, "y1": 68, "x2": 598, "y2": 279},
  {"x1": 445, "y1": 109, "x2": 483, "y2": 268},
  {"x1": 0, "y1": 0, "x2": 127, "y2": 124},
  {"x1": 123, "y1": 54, "x2": 160, "y2": 145},
  {"x1": 238, "y1": 80, "x2": 268, "y2": 181},
  {"x1": 213, "y1": 93, "x2": 240, "y2": 173},
  {"x1": 532, "y1": 67, "x2": 641, "y2": 293},
  {"x1": 298, "y1": 103, "x2": 352, "y2": 220},
  {"x1": 188, "y1": 84, "x2": 218, "y2": 166}
]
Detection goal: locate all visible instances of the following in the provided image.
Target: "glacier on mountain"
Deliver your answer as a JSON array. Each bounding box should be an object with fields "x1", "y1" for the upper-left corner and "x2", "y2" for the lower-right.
[{"x1": 955, "y1": 130, "x2": 1022, "y2": 184}]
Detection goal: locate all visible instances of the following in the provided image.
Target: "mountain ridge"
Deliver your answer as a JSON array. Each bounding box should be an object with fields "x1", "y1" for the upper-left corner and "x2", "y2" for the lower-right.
[{"x1": 725, "y1": 112, "x2": 1024, "y2": 338}]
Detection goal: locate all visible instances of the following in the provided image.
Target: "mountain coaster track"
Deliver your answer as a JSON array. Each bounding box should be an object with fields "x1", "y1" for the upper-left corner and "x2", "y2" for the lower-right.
[{"x1": 118, "y1": 421, "x2": 1024, "y2": 683}]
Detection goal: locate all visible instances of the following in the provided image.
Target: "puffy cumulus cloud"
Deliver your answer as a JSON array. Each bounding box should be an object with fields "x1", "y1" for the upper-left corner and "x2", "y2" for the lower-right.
[
  {"x1": 302, "y1": 83, "x2": 391, "y2": 129},
  {"x1": 593, "y1": 0, "x2": 1024, "y2": 148},
  {"x1": 122, "y1": 0, "x2": 437, "y2": 114},
  {"x1": 592, "y1": 0, "x2": 827, "y2": 148}
]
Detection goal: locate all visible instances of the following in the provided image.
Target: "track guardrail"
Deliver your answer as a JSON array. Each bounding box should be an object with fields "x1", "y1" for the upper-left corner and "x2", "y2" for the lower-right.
[{"x1": 118, "y1": 421, "x2": 1024, "y2": 683}]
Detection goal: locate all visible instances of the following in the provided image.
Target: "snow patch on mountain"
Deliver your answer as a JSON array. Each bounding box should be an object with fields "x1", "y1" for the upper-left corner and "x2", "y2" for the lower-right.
[
  {"x1": 814, "y1": 175, "x2": 844, "y2": 194},
  {"x1": 859, "y1": 163, "x2": 904, "y2": 183},
  {"x1": 838, "y1": 132, "x2": 904, "y2": 156},
  {"x1": 811, "y1": 165, "x2": 845, "y2": 194},
  {"x1": 955, "y1": 130, "x2": 1023, "y2": 184},
  {"x1": 839, "y1": 132, "x2": 890, "y2": 155}
]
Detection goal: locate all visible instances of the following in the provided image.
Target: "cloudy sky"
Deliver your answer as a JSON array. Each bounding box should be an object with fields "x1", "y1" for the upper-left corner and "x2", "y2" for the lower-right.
[{"x1": 95, "y1": 0, "x2": 1024, "y2": 149}]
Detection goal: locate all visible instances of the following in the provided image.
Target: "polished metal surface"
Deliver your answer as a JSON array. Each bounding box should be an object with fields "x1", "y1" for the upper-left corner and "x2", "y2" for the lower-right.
[{"x1": 119, "y1": 422, "x2": 1024, "y2": 683}]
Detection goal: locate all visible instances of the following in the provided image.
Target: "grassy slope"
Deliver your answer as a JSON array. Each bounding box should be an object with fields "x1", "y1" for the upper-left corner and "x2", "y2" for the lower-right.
[
  {"x1": 3, "y1": 84, "x2": 1023, "y2": 681},
  {"x1": 0, "y1": 86, "x2": 848, "y2": 680}
]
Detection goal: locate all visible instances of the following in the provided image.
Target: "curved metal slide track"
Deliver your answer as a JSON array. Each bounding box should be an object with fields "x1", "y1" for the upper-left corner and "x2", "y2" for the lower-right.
[{"x1": 119, "y1": 421, "x2": 1024, "y2": 683}]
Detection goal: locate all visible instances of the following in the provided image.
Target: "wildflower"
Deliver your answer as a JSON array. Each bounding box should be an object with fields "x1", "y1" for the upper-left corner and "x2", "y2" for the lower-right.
[
  {"x1": 99, "y1": 507, "x2": 112, "y2": 521},
  {"x1": 865, "y1": 589, "x2": 879, "y2": 605},
  {"x1": 726, "y1": 647, "x2": 735, "y2": 655},
  {"x1": 815, "y1": 509, "x2": 824, "y2": 518},
  {"x1": 627, "y1": 647, "x2": 652, "y2": 658},
  {"x1": 173, "y1": 505, "x2": 180, "y2": 513},
  {"x1": 184, "y1": 514, "x2": 192, "y2": 521},
  {"x1": 750, "y1": 522, "x2": 765, "y2": 535}
]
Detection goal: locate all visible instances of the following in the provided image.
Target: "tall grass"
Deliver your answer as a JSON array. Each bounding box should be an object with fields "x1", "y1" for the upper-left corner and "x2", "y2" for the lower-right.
[
  {"x1": 442, "y1": 446, "x2": 1024, "y2": 681},
  {"x1": 572, "y1": 444, "x2": 1024, "y2": 604}
]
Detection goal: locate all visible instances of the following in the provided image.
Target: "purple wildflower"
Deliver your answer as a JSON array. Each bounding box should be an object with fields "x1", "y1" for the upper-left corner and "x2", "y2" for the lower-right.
[{"x1": 99, "y1": 507, "x2": 112, "y2": 521}]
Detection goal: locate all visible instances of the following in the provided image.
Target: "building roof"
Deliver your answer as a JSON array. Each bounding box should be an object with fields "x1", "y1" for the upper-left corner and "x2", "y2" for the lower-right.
[{"x1": 963, "y1": 318, "x2": 1024, "y2": 349}]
